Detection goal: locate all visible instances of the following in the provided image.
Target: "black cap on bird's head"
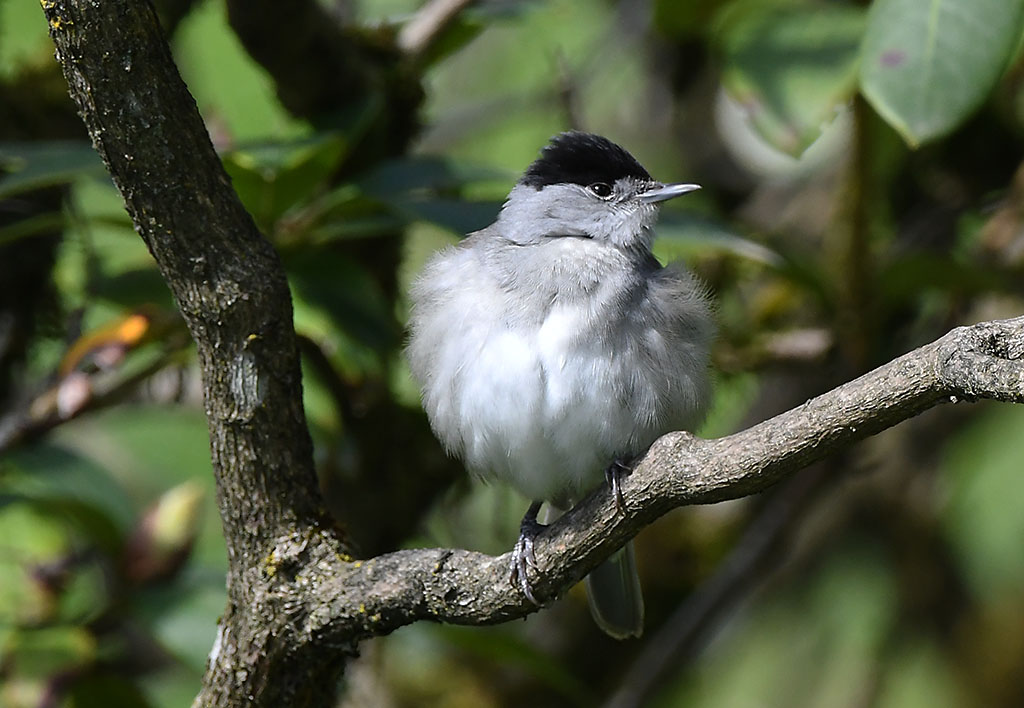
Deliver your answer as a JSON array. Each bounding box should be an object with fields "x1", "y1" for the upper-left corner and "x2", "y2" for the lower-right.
[
  {"x1": 498, "y1": 131, "x2": 700, "y2": 247},
  {"x1": 519, "y1": 131, "x2": 653, "y2": 190}
]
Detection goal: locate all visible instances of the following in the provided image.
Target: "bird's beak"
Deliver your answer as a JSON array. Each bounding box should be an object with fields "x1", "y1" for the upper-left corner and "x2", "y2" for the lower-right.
[{"x1": 638, "y1": 182, "x2": 701, "y2": 204}]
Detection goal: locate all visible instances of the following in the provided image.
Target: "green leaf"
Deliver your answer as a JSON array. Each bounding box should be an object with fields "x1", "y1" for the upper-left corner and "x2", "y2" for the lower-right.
[
  {"x1": 390, "y1": 197, "x2": 502, "y2": 236},
  {"x1": 0, "y1": 212, "x2": 65, "y2": 246},
  {"x1": 878, "y1": 252, "x2": 1012, "y2": 303},
  {"x1": 3, "y1": 625, "x2": 96, "y2": 678},
  {"x1": 356, "y1": 157, "x2": 508, "y2": 235},
  {"x1": 68, "y1": 674, "x2": 156, "y2": 708},
  {"x1": 655, "y1": 212, "x2": 786, "y2": 267},
  {"x1": 942, "y1": 405, "x2": 1024, "y2": 597},
  {"x1": 50, "y1": 406, "x2": 226, "y2": 570},
  {"x1": 172, "y1": 0, "x2": 308, "y2": 142},
  {"x1": 3, "y1": 442, "x2": 137, "y2": 543},
  {"x1": 860, "y1": 0, "x2": 1024, "y2": 147},
  {"x1": 358, "y1": 156, "x2": 508, "y2": 196},
  {"x1": 0, "y1": 502, "x2": 70, "y2": 623},
  {"x1": 135, "y1": 572, "x2": 226, "y2": 674},
  {"x1": 0, "y1": 141, "x2": 105, "y2": 198},
  {"x1": 93, "y1": 267, "x2": 176, "y2": 310},
  {"x1": 223, "y1": 134, "x2": 350, "y2": 231},
  {"x1": 287, "y1": 250, "x2": 399, "y2": 365},
  {"x1": 716, "y1": 0, "x2": 867, "y2": 156},
  {"x1": 653, "y1": 0, "x2": 725, "y2": 38}
]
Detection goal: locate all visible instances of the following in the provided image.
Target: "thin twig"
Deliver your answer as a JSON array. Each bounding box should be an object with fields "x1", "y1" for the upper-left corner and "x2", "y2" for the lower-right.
[
  {"x1": 398, "y1": 0, "x2": 477, "y2": 57},
  {"x1": 0, "y1": 346, "x2": 188, "y2": 454}
]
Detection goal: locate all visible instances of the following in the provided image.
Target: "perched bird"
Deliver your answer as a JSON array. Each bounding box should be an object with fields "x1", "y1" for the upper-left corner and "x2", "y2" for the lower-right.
[{"x1": 406, "y1": 131, "x2": 714, "y2": 638}]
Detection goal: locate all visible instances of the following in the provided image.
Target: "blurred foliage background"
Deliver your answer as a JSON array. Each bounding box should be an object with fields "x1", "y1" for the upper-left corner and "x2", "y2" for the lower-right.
[{"x1": 2, "y1": 0, "x2": 1024, "y2": 706}]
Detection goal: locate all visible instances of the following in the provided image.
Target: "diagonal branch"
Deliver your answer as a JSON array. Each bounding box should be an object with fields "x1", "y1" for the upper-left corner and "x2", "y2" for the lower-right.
[{"x1": 267, "y1": 316, "x2": 1024, "y2": 643}]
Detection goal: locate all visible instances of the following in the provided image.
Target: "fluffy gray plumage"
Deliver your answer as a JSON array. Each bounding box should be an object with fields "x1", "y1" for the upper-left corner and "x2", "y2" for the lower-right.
[{"x1": 406, "y1": 132, "x2": 714, "y2": 637}]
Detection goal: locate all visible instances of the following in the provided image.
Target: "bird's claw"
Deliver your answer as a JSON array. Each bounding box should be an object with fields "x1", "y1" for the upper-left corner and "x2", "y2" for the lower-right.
[
  {"x1": 605, "y1": 457, "x2": 634, "y2": 514},
  {"x1": 509, "y1": 501, "x2": 544, "y2": 606}
]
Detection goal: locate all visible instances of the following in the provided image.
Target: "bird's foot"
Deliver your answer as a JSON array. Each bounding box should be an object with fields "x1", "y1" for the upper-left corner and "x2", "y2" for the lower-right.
[
  {"x1": 509, "y1": 501, "x2": 544, "y2": 606},
  {"x1": 605, "y1": 456, "x2": 635, "y2": 514}
]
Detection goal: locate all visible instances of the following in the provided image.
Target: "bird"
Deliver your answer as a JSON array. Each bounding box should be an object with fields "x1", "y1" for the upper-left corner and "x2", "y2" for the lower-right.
[{"x1": 406, "y1": 131, "x2": 714, "y2": 638}]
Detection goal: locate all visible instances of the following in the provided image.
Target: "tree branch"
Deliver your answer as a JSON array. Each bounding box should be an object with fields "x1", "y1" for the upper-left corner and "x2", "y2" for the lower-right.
[
  {"x1": 252, "y1": 316, "x2": 1024, "y2": 645},
  {"x1": 398, "y1": 0, "x2": 478, "y2": 57}
]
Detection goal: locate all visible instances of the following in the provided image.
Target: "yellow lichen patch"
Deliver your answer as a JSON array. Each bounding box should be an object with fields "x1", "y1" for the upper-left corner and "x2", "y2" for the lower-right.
[{"x1": 262, "y1": 550, "x2": 281, "y2": 578}]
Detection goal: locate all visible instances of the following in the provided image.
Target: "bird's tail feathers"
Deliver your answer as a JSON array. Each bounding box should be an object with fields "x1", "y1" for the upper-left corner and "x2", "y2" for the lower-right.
[{"x1": 585, "y1": 541, "x2": 644, "y2": 639}]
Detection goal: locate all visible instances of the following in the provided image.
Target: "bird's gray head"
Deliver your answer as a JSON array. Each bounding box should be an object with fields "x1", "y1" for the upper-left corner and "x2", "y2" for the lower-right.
[{"x1": 496, "y1": 131, "x2": 699, "y2": 252}]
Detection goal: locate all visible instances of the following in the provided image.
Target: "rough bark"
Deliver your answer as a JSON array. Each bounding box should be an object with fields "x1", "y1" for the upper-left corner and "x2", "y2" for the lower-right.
[{"x1": 41, "y1": 2, "x2": 1024, "y2": 707}]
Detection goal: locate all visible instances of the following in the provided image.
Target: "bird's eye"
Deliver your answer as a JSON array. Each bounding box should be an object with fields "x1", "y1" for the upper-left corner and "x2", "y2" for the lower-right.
[{"x1": 588, "y1": 182, "x2": 612, "y2": 198}]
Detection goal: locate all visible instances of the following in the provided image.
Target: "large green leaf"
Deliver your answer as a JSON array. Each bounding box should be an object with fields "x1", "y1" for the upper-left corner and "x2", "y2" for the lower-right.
[
  {"x1": 135, "y1": 572, "x2": 226, "y2": 674},
  {"x1": 3, "y1": 442, "x2": 136, "y2": 542},
  {"x1": 942, "y1": 405, "x2": 1024, "y2": 597},
  {"x1": 356, "y1": 156, "x2": 507, "y2": 235},
  {"x1": 223, "y1": 134, "x2": 351, "y2": 232},
  {"x1": 716, "y1": 0, "x2": 867, "y2": 156},
  {"x1": 51, "y1": 406, "x2": 226, "y2": 570},
  {"x1": 860, "y1": 0, "x2": 1024, "y2": 147},
  {"x1": 287, "y1": 250, "x2": 399, "y2": 367},
  {"x1": 655, "y1": 212, "x2": 785, "y2": 268},
  {"x1": 0, "y1": 141, "x2": 105, "y2": 198}
]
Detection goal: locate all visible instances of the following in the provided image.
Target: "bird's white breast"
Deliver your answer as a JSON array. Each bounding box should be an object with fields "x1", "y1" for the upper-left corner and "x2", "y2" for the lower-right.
[
  {"x1": 407, "y1": 238, "x2": 710, "y2": 505},
  {"x1": 448, "y1": 303, "x2": 630, "y2": 502}
]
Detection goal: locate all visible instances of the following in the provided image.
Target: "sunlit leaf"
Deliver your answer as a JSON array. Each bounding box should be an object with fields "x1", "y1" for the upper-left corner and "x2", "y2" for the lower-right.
[
  {"x1": 136, "y1": 574, "x2": 226, "y2": 673},
  {"x1": 715, "y1": 0, "x2": 866, "y2": 156},
  {"x1": 223, "y1": 134, "x2": 350, "y2": 231},
  {"x1": 50, "y1": 406, "x2": 225, "y2": 569},
  {"x1": 942, "y1": 405, "x2": 1024, "y2": 597},
  {"x1": 655, "y1": 212, "x2": 785, "y2": 267},
  {"x1": 860, "y1": 0, "x2": 1024, "y2": 146},
  {"x1": 3, "y1": 442, "x2": 136, "y2": 542},
  {"x1": 288, "y1": 250, "x2": 398, "y2": 365},
  {"x1": 60, "y1": 311, "x2": 153, "y2": 376},
  {"x1": 172, "y1": 0, "x2": 308, "y2": 142},
  {"x1": 3, "y1": 625, "x2": 96, "y2": 678}
]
